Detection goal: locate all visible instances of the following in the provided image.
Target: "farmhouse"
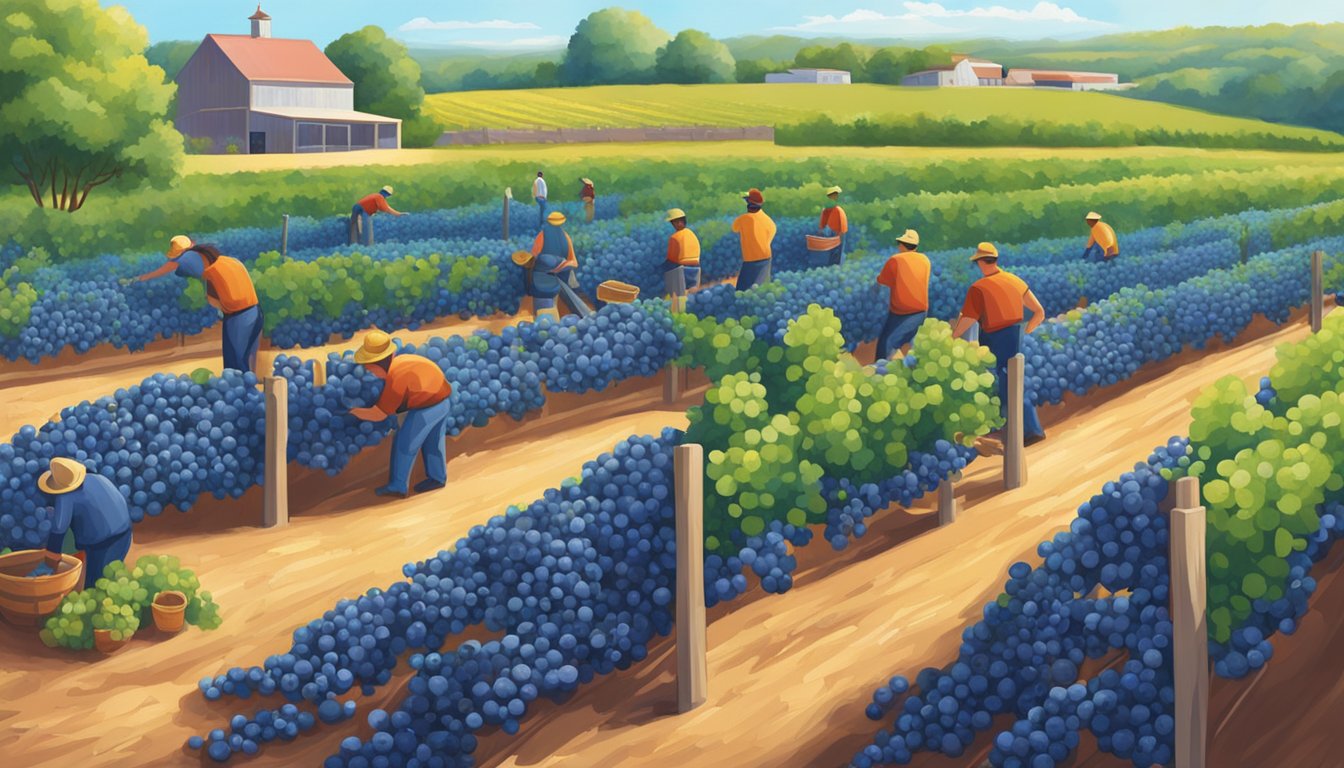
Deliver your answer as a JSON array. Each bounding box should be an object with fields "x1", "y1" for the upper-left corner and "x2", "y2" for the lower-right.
[
  {"x1": 905, "y1": 54, "x2": 1123, "y2": 90},
  {"x1": 765, "y1": 68, "x2": 852, "y2": 84},
  {"x1": 175, "y1": 6, "x2": 400, "y2": 154},
  {"x1": 902, "y1": 55, "x2": 1004, "y2": 87},
  {"x1": 1006, "y1": 69, "x2": 1131, "y2": 91}
]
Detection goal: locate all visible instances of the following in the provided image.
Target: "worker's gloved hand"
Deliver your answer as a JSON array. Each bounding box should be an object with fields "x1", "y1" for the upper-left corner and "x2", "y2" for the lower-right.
[
  {"x1": 26, "y1": 562, "x2": 56, "y2": 578},
  {"x1": 118, "y1": 277, "x2": 134, "y2": 287}
]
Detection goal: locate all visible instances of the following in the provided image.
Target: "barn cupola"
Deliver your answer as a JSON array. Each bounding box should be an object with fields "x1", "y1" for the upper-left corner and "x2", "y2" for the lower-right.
[{"x1": 249, "y1": 4, "x2": 272, "y2": 38}]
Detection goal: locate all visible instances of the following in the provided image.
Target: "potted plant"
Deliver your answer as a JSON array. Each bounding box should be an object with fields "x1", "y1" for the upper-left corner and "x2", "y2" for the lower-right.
[
  {"x1": 91, "y1": 597, "x2": 139, "y2": 653},
  {"x1": 151, "y1": 590, "x2": 187, "y2": 633}
]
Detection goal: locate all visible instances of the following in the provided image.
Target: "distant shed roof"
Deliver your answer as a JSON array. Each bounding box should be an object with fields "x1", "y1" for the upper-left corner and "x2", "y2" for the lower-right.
[{"x1": 206, "y1": 34, "x2": 351, "y2": 85}]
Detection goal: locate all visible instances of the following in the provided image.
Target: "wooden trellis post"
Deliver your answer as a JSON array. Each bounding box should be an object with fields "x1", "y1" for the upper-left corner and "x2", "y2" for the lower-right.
[
  {"x1": 1311, "y1": 250, "x2": 1324, "y2": 333},
  {"x1": 280, "y1": 214, "x2": 289, "y2": 256},
  {"x1": 1171, "y1": 476, "x2": 1208, "y2": 768},
  {"x1": 937, "y1": 471, "x2": 961, "y2": 526},
  {"x1": 675, "y1": 443, "x2": 707, "y2": 713},
  {"x1": 263, "y1": 376, "x2": 289, "y2": 528},
  {"x1": 1004, "y1": 354, "x2": 1026, "y2": 490},
  {"x1": 503, "y1": 187, "x2": 512, "y2": 240}
]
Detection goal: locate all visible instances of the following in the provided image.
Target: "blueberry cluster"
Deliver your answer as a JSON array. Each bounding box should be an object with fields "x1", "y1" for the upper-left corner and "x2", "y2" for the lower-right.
[
  {"x1": 515, "y1": 301, "x2": 681, "y2": 393},
  {"x1": 187, "y1": 700, "x2": 355, "y2": 762}
]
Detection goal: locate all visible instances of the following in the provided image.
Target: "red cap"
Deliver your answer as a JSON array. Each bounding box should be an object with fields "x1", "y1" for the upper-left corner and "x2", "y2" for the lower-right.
[{"x1": 743, "y1": 188, "x2": 765, "y2": 205}]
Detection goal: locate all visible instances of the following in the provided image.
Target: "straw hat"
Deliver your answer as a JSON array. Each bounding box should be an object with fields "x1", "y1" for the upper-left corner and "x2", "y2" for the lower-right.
[
  {"x1": 354, "y1": 330, "x2": 396, "y2": 365},
  {"x1": 1085, "y1": 211, "x2": 1102, "y2": 221},
  {"x1": 971, "y1": 242, "x2": 1000, "y2": 261},
  {"x1": 39, "y1": 458, "x2": 87, "y2": 496},
  {"x1": 581, "y1": 178, "x2": 593, "y2": 185},
  {"x1": 511, "y1": 250, "x2": 534, "y2": 266},
  {"x1": 896, "y1": 229, "x2": 920, "y2": 247},
  {"x1": 381, "y1": 185, "x2": 395, "y2": 196},
  {"x1": 665, "y1": 208, "x2": 687, "y2": 222},
  {"x1": 546, "y1": 211, "x2": 567, "y2": 225},
  {"x1": 743, "y1": 188, "x2": 765, "y2": 206},
  {"x1": 825, "y1": 185, "x2": 842, "y2": 196},
  {"x1": 166, "y1": 235, "x2": 193, "y2": 260}
]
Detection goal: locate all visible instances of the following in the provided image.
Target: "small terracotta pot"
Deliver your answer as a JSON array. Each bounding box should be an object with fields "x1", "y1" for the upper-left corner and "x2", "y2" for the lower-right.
[
  {"x1": 94, "y1": 628, "x2": 129, "y2": 653},
  {"x1": 152, "y1": 590, "x2": 187, "y2": 633}
]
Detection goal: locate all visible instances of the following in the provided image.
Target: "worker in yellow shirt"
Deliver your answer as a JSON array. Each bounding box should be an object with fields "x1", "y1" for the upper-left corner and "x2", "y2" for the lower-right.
[
  {"x1": 1083, "y1": 211, "x2": 1119, "y2": 260},
  {"x1": 732, "y1": 188, "x2": 777, "y2": 291},
  {"x1": 818, "y1": 185, "x2": 849, "y2": 266},
  {"x1": 663, "y1": 208, "x2": 701, "y2": 300},
  {"x1": 952, "y1": 243, "x2": 1047, "y2": 445},
  {"x1": 875, "y1": 229, "x2": 930, "y2": 358}
]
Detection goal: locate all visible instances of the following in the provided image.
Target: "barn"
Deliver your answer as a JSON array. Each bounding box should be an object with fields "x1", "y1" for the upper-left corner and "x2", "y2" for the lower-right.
[{"x1": 175, "y1": 6, "x2": 400, "y2": 154}]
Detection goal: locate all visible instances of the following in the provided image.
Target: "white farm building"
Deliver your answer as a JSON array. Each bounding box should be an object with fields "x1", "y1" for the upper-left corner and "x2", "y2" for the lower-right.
[
  {"x1": 175, "y1": 6, "x2": 400, "y2": 154},
  {"x1": 765, "y1": 68, "x2": 852, "y2": 84}
]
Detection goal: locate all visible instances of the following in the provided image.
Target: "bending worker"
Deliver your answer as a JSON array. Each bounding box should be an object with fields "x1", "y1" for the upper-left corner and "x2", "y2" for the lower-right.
[
  {"x1": 530, "y1": 211, "x2": 590, "y2": 317},
  {"x1": 818, "y1": 185, "x2": 849, "y2": 266},
  {"x1": 349, "y1": 331, "x2": 453, "y2": 498},
  {"x1": 733, "y1": 188, "x2": 777, "y2": 291},
  {"x1": 1082, "y1": 211, "x2": 1119, "y2": 260},
  {"x1": 533, "y1": 171, "x2": 548, "y2": 227},
  {"x1": 351, "y1": 186, "x2": 405, "y2": 245},
  {"x1": 875, "y1": 229, "x2": 930, "y2": 359},
  {"x1": 580, "y1": 177, "x2": 596, "y2": 223},
  {"x1": 27, "y1": 458, "x2": 132, "y2": 588},
  {"x1": 129, "y1": 237, "x2": 263, "y2": 375},
  {"x1": 952, "y1": 243, "x2": 1047, "y2": 446},
  {"x1": 663, "y1": 208, "x2": 702, "y2": 301}
]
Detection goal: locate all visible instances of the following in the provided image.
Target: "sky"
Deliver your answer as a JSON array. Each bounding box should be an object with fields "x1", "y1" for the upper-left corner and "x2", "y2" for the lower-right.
[{"x1": 115, "y1": 1, "x2": 1344, "y2": 49}]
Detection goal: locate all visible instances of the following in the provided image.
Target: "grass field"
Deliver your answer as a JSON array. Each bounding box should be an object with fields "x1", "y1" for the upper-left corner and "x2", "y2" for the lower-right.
[{"x1": 422, "y1": 83, "x2": 1342, "y2": 142}]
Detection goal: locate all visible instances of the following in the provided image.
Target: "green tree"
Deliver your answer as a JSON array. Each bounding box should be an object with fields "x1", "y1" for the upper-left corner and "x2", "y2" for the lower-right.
[
  {"x1": 655, "y1": 30, "x2": 736, "y2": 84},
  {"x1": 793, "y1": 43, "x2": 869, "y2": 81},
  {"x1": 533, "y1": 61, "x2": 560, "y2": 88},
  {"x1": 563, "y1": 8, "x2": 670, "y2": 85},
  {"x1": 2, "y1": 0, "x2": 181, "y2": 212},
  {"x1": 325, "y1": 26, "x2": 425, "y2": 121},
  {"x1": 866, "y1": 46, "x2": 916, "y2": 84},
  {"x1": 145, "y1": 40, "x2": 199, "y2": 83},
  {"x1": 735, "y1": 57, "x2": 786, "y2": 83}
]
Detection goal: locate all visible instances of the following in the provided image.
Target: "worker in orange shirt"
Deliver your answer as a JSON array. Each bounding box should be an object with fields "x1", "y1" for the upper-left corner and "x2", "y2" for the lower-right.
[
  {"x1": 349, "y1": 330, "x2": 454, "y2": 498},
  {"x1": 818, "y1": 185, "x2": 849, "y2": 266},
  {"x1": 663, "y1": 208, "x2": 701, "y2": 299},
  {"x1": 1082, "y1": 211, "x2": 1119, "y2": 260},
  {"x1": 351, "y1": 185, "x2": 406, "y2": 245},
  {"x1": 529, "y1": 211, "x2": 590, "y2": 317},
  {"x1": 875, "y1": 229, "x2": 930, "y2": 359},
  {"x1": 952, "y1": 243, "x2": 1047, "y2": 445},
  {"x1": 732, "y1": 188, "x2": 777, "y2": 291},
  {"x1": 128, "y1": 236, "x2": 263, "y2": 375}
]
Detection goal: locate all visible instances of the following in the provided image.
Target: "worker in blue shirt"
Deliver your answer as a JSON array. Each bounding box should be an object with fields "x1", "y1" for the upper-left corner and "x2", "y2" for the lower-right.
[{"x1": 26, "y1": 458, "x2": 133, "y2": 588}]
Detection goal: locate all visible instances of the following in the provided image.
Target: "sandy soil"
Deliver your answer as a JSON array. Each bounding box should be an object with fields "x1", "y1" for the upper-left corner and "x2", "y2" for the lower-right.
[{"x1": 0, "y1": 315, "x2": 1332, "y2": 768}]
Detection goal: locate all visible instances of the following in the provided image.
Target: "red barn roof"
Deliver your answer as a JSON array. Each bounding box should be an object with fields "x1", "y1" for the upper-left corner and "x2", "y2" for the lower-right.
[
  {"x1": 972, "y1": 65, "x2": 1002, "y2": 79},
  {"x1": 207, "y1": 34, "x2": 351, "y2": 85}
]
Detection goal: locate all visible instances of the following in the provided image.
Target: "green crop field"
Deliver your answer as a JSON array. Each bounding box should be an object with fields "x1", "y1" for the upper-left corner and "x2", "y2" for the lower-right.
[{"x1": 422, "y1": 83, "x2": 1342, "y2": 143}]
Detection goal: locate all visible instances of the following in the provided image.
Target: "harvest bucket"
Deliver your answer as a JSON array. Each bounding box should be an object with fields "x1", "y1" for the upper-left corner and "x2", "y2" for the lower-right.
[
  {"x1": 806, "y1": 234, "x2": 842, "y2": 252},
  {"x1": 596, "y1": 281, "x2": 640, "y2": 304},
  {"x1": 0, "y1": 551, "x2": 84, "y2": 626},
  {"x1": 94, "y1": 629, "x2": 129, "y2": 653},
  {"x1": 152, "y1": 590, "x2": 188, "y2": 633}
]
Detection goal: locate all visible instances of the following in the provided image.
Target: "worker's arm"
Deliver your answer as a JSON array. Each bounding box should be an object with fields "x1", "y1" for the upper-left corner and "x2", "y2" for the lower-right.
[
  {"x1": 1023, "y1": 290, "x2": 1046, "y2": 335},
  {"x1": 530, "y1": 232, "x2": 544, "y2": 257},
  {"x1": 564, "y1": 234, "x2": 576, "y2": 268},
  {"x1": 376, "y1": 196, "x2": 404, "y2": 216},
  {"x1": 954, "y1": 288, "x2": 981, "y2": 338},
  {"x1": 952, "y1": 315, "x2": 978, "y2": 339},
  {"x1": 43, "y1": 496, "x2": 73, "y2": 565},
  {"x1": 131, "y1": 261, "x2": 178, "y2": 283},
  {"x1": 667, "y1": 235, "x2": 681, "y2": 265}
]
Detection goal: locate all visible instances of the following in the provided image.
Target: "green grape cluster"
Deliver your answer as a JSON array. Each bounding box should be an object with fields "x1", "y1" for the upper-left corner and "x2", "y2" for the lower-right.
[
  {"x1": 39, "y1": 588, "x2": 100, "y2": 650},
  {"x1": 675, "y1": 313, "x2": 763, "y2": 380},
  {"x1": 91, "y1": 596, "x2": 141, "y2": 641}
]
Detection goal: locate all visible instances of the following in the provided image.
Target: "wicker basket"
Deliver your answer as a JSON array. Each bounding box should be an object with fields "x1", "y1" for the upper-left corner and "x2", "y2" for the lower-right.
[
  {"x1": 0, "y1": 551, "x2": 84, "y2": 625},
  {"x1": 806, "y1": 235, "x2": 842, "y2": 252},
  {"x1": 596, "y1": 281, "x2": 640, "y2": 304}
]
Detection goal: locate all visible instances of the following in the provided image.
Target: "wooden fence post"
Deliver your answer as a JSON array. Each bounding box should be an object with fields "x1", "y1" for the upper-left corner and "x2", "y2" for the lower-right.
[
  {"x1": 1171, "y1": 476, "x2": 1208, "y2": 768},
  {"x1": 664, "y1": 363, "x2": 681, "y2": 403},
  {"x1": 1004, "y1": 354, "x2": 1026, "y2": 490},
  {"x1": 937, "y1": 471, "x2": 961, "y2": 526},
  {"x1": 348, "y1": 213, "x2": 357, "y2": 245},
  {"x1": 280, "y1": 214, "x2": 289, "y2": 256},
  {"x1": 502, "y1": 189, "x2": 511, "y2": 240},
  {"x1": 311, "y1": 357, "x2": 327, "y2": 389},
  {"x1": 1311, "y1": 250, "x2": 1324, "y2": 333},
  {"x1": 366, "y1": 214, "x2": 375, "y2": 247},
  {"x1": 675, "y1": 443, "x2": 707, "y2": 713},
  {"x1": 263, "y1": 376, "x2": 289, "y2": 528}
]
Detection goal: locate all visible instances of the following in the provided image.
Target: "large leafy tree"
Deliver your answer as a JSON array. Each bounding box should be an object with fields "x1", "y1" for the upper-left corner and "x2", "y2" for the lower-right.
[
  {"x1": 325, "y1": 26, "x2": 425, "y2": 122},
  {"x1": 1, "y1": 0, "x2": 181, "y2": 212},
  {"x1": 656, "y1": 30, "x2": 736, "y2": 84},
  {"x1": 563, "y1": 8, "x2": 670, "y2": 86},
  {"x1": 793, "y1": 43, "x2": 870, "y2": 81}
]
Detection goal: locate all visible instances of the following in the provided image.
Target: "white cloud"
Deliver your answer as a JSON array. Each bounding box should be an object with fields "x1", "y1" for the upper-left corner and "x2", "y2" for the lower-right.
[
  {"x1": 438, "y1": 36, "x2": 570, "y2": 51},
  {"x1": 398, "y1": 17, "x2": 541, "y2": 32},
  {"x1": 776, "y1": 2, "x2": 1110, "y2": 37}
]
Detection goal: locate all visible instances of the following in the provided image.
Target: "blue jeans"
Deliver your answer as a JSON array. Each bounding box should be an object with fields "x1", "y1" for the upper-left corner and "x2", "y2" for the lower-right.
[
  {"x1": 535, "y1": 197, "x2": 547, "y2": 228},
  {"x1": 736, "y1": 259, "x2": 772, "y2": 291},
  {"x1": 350, "y1": 205, "x2": 373, "y2": 246},
  {"x1": 222, "y1": 305, "x2": 263, "y2": 375},
  {"x1": 387, "y1": 399, "x2": 452, "y2": 494},
  {"x1": 824, "y1": 229, "x2": 846, "y2": 266},
  {"x1": 878, "y1": 311, "x2": 927, "y2": 359},
  {"x1": 82, "y1": 529, "x2": 132, "y2": 589},
  {"x1": 981, "y1": 324, "x2": 1044, "y2": 439}
]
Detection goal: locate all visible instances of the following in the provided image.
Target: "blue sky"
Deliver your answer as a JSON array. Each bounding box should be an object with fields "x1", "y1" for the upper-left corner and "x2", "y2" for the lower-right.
[{"x1": 117, "y1": 1, "x2": 1344, "y2": 48}]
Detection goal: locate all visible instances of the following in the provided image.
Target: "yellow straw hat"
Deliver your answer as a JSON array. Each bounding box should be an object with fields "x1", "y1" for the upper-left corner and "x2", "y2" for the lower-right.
[
  {"x1": 825, "y1": 185, "x2": 842, "y2": 196},
  {"x1": 1085, "y1": 211, "x2": 1102, "y2": 221},
  {"x1": 166, "y1": 235, "x2": 193, "y2": 260},
  {"x1": 971, "y1": 242, "x2": 1000, "y2": 261},
  {"x1": 382, "y1": 185, "x2": 395, "y2": 196},
  {"x1": 510, "y1": 250, "x2": 534, "y2": 266},
  {"x1": 546, "y1": 211, "x2": 567, "y2": 225},
  {"x1": 354, "y1": 330, "x2": 396, "y2": 365},
  {"x1": 581, "y1": 178, "x2": 593, "y2": 185},
  {"x1": 665, "y1": 208, "x2": 687, "y2": 222},
  {"x1": 39, "y1": 458, "x2": 87, "y2": 496},
  {"x1": 896, "y1": 229, "x2": 920, "y2": 246}
]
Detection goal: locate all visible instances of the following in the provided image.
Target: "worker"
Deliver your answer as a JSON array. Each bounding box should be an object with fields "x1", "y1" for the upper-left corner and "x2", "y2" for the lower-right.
[
  {"x1": 732, "y1": 188, "x2": 777, "y2": 291},
  {"x1": 26, "y1": 458, "x2": 133, "y2": 589},
  {"x1": 1082, "y1": 211, "x2": 1119, "y2": 260},
  {"x1": 875, "y1": 229, "x2": 930, "y2": 359},
  {"x1": 818, "y1": 185, "x2": 849, "y2": 266},
  {"x1": 530, "y1": 211, "x2": 589, "y2": 316},
  {"x1": 350, "y1": 185, "x2": 405, "y2": 245},
  {"x1": 952, "y1": 243, "x2": 1047, "y2": 445},
  {"x1": 663, "y1": 208, "x2": 702, "y2": 299},
  {"x1": 349, "y1": 331, "x2": 453, "y2": 498},
  {"x1": 128, "y1": 237, "x2": 263, "y2": 375},
  {"x1": 515, "y1": 248, "x2": 563, "y2": 318},
  {"x1": 580, "y1": 177, "x2": 596, "y2": 223},
  {"x1": 533, "y1": 171, "x2": 548, "y2": 229}
]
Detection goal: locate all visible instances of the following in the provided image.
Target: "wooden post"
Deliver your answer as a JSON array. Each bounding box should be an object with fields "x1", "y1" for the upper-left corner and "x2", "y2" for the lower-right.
[
  {"x1": 348, "y1": 213, "x2": 357, "y2": 245},
  {"x1": 1004, "y1": 354, "x2": 1026, "y2": 491},
  {"x1": 366, "y1": 214, "x2": 375, "y2": 247},
  {"x1": 1311, "y1": 250, "x2": 1324, "y2": 333},
  {"x1": 937, "y1": 471, "x2": 961, "y2": 526},
  {"x1": 502, "y1": 191, "x2": 511, "y2": 240},
  {"x1": 675, "y1": 443, "x2": 707, "y2": 713},
  {"x1": 263, "y1": 376, "x2": 289, "y2": 528},
  {"x1": 280, "y1": 214, "x2": 289, "y2": 256},
  {"x1": 664, "y1": 363, "x2": 681, "y2": 403},
  {"x1": 1171, "y1": 476, "x2": 1207, "y2": 768},
  {"x1": 311, "y1": 358, "x2": 327, "y2": 389}
]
